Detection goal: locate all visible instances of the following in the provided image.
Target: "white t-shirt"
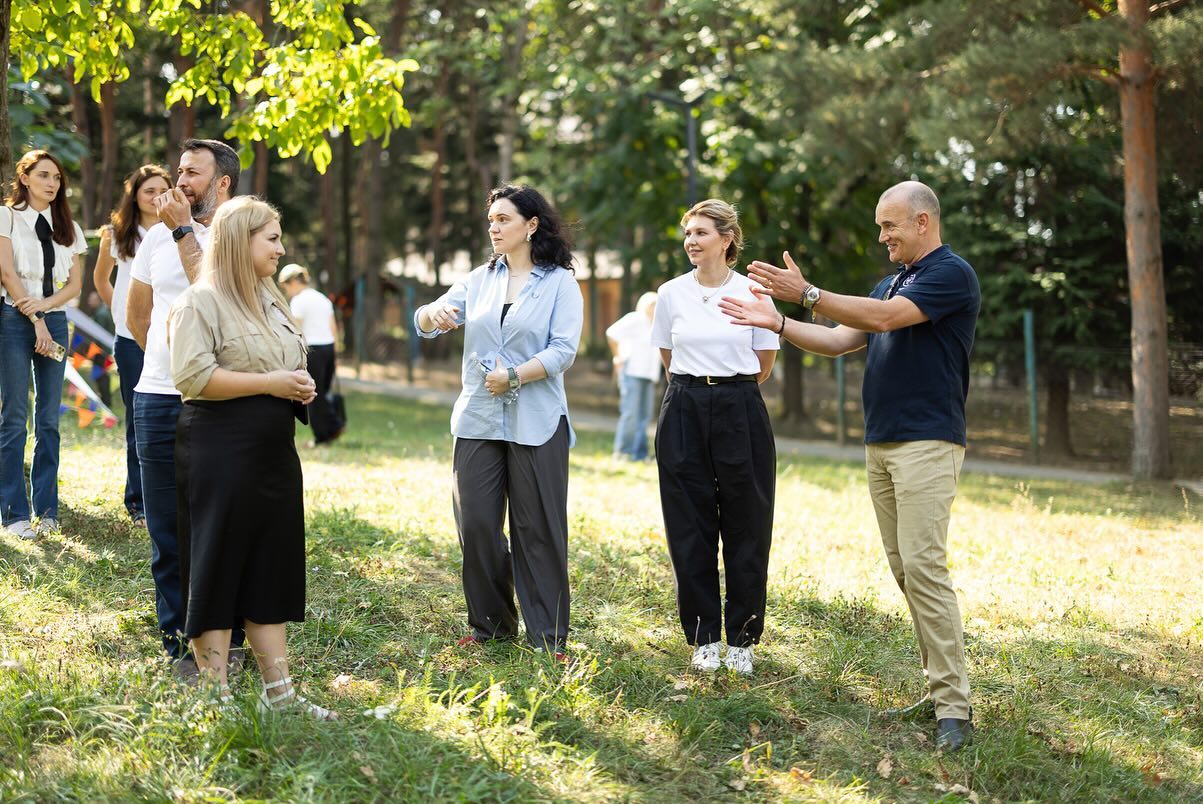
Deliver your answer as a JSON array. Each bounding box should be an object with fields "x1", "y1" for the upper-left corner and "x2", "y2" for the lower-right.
[
  {"x1": 289, "y1": 286, "x2": 336, "y2": 346},
  {"x1": 130, "y1": 221, "x2": 210, "y2": 396},
  {"x1": 651, "y1": 269, "x2": 779, "y2": 377},
  {"x1": 605, "y1": 310, "x2": 660, "y2": 381},
  {"x1": 0, "y1": 205, "x2": 87, "y2": 312},
  {"x1": 110, "y1": 225, "x2": 147, "y2": 339}
]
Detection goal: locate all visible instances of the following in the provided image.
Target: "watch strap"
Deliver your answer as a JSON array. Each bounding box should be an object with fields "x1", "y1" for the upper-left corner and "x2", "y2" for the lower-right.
[
  {"x1": 172, "y1": 224, "x2": 194, "y2": 242},
  {"x1": 506, "y1": 366, "x2": 520, "y2": 390}
]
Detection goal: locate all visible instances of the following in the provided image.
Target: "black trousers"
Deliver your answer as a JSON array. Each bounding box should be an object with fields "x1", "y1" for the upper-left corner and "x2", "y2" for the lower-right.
[
  {"x1": 451, "y1": 417, "x2": 570, "y2": 651},
  {"x1": 656, "y1": 376, "x2": 775, "y2": 647},
  {"x1": 307, "y1": 344, "x2": 341, "y2": 443}
]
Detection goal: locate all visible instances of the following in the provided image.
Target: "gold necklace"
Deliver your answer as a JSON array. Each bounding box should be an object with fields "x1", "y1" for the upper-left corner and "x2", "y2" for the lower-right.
[{"x1": 693, "y1": 268, "x2": 733, "y2": 303}]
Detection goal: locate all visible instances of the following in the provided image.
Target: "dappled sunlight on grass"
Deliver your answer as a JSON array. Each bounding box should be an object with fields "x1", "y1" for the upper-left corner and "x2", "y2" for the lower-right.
[{"x1": 1, "y1": 390, "x2": 1201, "y2": 800}]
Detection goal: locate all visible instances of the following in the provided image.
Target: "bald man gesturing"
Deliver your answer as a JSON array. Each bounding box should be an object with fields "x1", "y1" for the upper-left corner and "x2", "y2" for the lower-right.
[{"x1": 719, "y1": 181, "x2": 981, "y2": 752}]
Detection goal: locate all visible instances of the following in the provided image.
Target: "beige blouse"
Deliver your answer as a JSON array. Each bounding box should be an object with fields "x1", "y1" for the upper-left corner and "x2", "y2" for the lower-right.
[{"x1": 168, "y1": 283, "x2": 307, "y2": 401}]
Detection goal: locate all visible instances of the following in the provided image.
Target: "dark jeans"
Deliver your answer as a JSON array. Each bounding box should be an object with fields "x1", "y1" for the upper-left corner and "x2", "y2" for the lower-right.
[
  {"x1": 113, "y1": 335, "x2": 145, "y2": 519},
  {"x1": 135, "y1": 391, "x2": 246, "y2": 659},
  {"x1": 0, "y1": 304, "x2": 67, "y2": 524}
]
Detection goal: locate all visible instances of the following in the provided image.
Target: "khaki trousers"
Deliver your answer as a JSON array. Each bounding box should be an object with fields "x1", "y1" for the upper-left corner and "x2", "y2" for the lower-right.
[{"x1": 866, "y1": 440, "x2": 970, "y2": 720}]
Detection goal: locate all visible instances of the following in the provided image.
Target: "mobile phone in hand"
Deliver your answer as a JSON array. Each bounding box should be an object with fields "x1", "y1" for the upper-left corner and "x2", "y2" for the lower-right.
[{"x1": 48, "y1": 342, "x2": 66, "y2": 362}]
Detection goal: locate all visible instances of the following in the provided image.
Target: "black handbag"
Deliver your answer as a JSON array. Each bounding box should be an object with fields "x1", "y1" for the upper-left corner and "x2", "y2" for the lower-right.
[{"x1": 329, "y1": 372, "x2": 347, "y2": 429}]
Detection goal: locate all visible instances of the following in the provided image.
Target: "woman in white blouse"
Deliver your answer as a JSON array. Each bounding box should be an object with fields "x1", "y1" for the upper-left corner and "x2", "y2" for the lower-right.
[
  {"x1": 651, "y1": 199, "x2": 779, "y2": 676},
  {"x1": 94, "y1": 164, "x2": 172, "y2": 528},
  {"x1": 0, "y1": 150, "x2": 85, "y2": 540}
]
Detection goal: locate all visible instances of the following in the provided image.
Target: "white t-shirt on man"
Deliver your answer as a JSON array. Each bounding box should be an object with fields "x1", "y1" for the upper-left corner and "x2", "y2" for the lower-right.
[
  {"x1": 289, "y1": 286, "x2": 336, "y2": 346},
  {"x1": 130, "y1": 221, "x2": 210, "y2": 396},
  {"x1": 650, "y1": 269, "x2": 779, "y2": 377}
]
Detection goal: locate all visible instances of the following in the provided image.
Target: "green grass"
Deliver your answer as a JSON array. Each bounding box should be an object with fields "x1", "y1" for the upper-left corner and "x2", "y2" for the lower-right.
[{"x1": 2, "y1": 391, "x2": 1201, "y2": 801}]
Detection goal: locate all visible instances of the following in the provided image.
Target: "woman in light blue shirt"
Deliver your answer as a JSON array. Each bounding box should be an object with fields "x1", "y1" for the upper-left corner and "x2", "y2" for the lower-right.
[{"x1": 415, "y1": 185, "x2": 583, "y2": 659}]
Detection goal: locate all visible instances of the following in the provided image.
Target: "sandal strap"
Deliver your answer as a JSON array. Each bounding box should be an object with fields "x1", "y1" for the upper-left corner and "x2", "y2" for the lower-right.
[{"x1": 262, "y1": 676, "x2": 293, "y2": 691}]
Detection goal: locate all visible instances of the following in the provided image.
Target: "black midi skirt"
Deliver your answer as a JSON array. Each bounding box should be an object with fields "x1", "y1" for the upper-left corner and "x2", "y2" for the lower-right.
[{"x1": 176, "y1": 394, "x2": 306, "y2": 638}]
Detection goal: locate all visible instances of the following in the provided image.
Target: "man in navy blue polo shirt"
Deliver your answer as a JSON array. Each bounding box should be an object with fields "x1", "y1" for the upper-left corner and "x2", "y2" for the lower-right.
[{"x1": 718, "y1": 181, "x2": 981, "y2": 752}]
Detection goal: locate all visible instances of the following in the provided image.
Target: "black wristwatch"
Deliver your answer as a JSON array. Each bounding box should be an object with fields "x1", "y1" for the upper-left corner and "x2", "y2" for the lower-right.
[
  {"x1": 171, "y1": 224, "x2": 194, "y2": 242},
  {"x1": 33, "y1": 311, "x2": 46, "y2": 320}
]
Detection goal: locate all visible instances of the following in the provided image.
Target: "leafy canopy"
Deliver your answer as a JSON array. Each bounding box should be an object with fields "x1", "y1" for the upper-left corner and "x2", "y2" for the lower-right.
[{"x1": 11, "y1": 0, "x2": 418, "y2": 173}]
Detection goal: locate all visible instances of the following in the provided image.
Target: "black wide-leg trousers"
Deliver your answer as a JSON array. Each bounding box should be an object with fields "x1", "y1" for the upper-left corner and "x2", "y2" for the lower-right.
[
  {"x1": 656, "y1": 376, "x2": 775, "y2": 647},
  {"x1": 452, "y1": 417, "x2": 570, "y2": 651}
]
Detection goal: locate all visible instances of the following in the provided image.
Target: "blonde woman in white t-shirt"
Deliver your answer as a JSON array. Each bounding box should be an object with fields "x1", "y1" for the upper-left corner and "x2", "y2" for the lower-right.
[
  {"x1": 0, "y1": 150, "x2": 86, "y2": 540},
  {"x1": 650, "y1": 198, "x2": 779, "y2": 676},
  {"x1": 94, "y1": 164, "x2": 173, "y2": 528}
]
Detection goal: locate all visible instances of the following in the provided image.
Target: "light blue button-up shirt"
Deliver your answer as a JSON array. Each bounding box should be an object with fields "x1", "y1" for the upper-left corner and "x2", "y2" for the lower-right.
[{"x1": 415, "y1": 258, "x2": 584, "y2": 447}]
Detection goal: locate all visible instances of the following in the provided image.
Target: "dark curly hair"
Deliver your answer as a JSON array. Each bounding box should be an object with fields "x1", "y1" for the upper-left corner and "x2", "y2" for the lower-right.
[{"x1": 486, "y1": 185, "x2": 575, "y2": 272}]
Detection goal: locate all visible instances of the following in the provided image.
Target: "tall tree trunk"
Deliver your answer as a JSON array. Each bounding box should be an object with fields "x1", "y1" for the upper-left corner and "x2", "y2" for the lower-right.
[
  {"x1": 586, "y1": 241, "x2": 600, "y2": 348},
  {"x1": 0, "y1": 0, "x2": 13, "y2": 189},
  {"x1": 143, "y1": 53, "x2": 156, "y2": 161},
  {"x1": 96, "y1": 82, "x2": 118, "y2": 223},
  {"x1": 427, "y1": 72, "x2": 449, "y2": 288},
  {"x1": 1043, "y1": 366, "x2": 1074, "y2": 457},
  {"x1": 356, "y1": 140, "x2": 385, "y2": 338},
  {"x1": 70, "y1": 79, "x2": 97, "y2": 229},
  {"x1": 168, "y1": 55, "x2": 196, "y2": 168},
  {"x1": 351, "y1": 0, "x2": 410, "y2": 348},
  {"x1": 253, "y1": 141, "x2": 269, "y2": 196},
  {"x1": 1118, "y1": 0, "x2": 1170, "y2": 479},
  {"x1": 320, "y1": 165, "x2": 339, "y2": 291},
  {"x1": 497, "y1": 11, "x2": 528, "y2": 184}
]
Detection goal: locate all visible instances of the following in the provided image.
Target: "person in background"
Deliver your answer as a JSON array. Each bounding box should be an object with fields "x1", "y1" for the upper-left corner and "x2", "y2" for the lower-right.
[
  {"x1": 652, "y1": 199, "x2": 778, "y2": 677},
  {"x1": 0, "y1": 150, "x2": 86, "y2": 540},
  {"x1": 415, "y1": 184, "x2": 583, "y2": 660},
  {"x1": 278, "y1": 263, "x2": 342, "y2": 445},
  {"x1": 169, "y1": 196, "x2": 332, "y2": 718},
  {"x1": 85, "y1": 290, "x2": 114, "y2": 409},
  {"x1": 126, "y1": 138, "x2": 242, "y2": 681},
  {"x1": 719, "y1": 180, "x2": 980, "y2": 752},
  {"x1": 605, "y1": 291, "x2": 659, "y2": 461},
  {"x1": 94, "y1": 163, "x2": 172, "y2": 528}
]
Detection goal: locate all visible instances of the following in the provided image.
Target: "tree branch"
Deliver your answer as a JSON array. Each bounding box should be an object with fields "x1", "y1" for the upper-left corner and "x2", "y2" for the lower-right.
[
  {"x1": 1072, "y1": 0, "x2": 1111, "y2": 17},
  {"x1": 1150, "y1": 0, "x2": 1191, "y2": 15},
  {"x1": 1059, "y1": 63, "x2": 1121, "y2": 86}
]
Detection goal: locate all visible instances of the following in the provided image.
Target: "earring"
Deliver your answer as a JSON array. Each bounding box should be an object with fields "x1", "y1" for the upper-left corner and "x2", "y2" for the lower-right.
[{"x1": 526, "y1": 230, "x2": 533, "y2": 242}]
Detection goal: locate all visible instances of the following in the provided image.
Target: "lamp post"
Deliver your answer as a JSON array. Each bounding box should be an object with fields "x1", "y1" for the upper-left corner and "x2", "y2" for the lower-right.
[{"x1": 648, "y1": 91, "x2": 705, "y2": 207}]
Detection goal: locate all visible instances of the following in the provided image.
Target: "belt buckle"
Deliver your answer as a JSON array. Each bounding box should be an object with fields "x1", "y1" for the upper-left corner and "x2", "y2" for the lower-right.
[{"x1": 705, "y1": 375, "x2": 716, "y2": 386}]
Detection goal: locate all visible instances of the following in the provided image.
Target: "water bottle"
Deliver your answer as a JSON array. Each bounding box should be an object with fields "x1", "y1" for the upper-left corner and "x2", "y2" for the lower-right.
[{"x1": 468, "y1": 352, "x2": 518, "y2": 405}]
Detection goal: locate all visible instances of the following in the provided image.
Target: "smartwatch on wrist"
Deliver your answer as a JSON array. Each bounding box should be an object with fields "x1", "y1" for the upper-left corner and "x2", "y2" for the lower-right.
[
  {"x1": 172, "y1": 224, "x2": 194, "y2": 242},
  {"x1": 33, "y1": 310, "x2": 46, "y2": 321}
]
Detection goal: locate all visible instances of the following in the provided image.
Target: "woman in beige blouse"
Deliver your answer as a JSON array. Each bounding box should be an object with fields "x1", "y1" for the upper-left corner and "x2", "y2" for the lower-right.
[{"x1": 167, "y1": 196, "x2": 332, "y2": 719}]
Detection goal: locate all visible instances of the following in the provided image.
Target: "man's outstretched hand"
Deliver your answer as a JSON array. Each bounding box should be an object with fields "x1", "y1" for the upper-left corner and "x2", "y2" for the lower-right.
[
  {"x1": 718, "y1": 285, "x2": 781, "y2": 331},
  {"x1": 747, "y1": 251, "x2": 810, "y2": 303}
]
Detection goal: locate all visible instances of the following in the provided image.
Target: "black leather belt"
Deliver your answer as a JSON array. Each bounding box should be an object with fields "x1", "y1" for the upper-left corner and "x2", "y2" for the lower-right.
[{"x1": 673, "y1": 373, "x2": 757, "y2": 386}]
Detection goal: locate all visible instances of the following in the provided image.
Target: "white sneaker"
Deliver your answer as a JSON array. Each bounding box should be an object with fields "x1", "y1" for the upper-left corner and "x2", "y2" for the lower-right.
[
  {"x1": 35, "y1": 518, "x2": 60, "y2": 536},
  {"x1": 6, "y1": 520, "x2": 36, "y2": 540},
  {"x1": 690, "y1": 642, "x2": 722, "y2": 672},
  {"x1": 725, "y1": 645, "x2": 754, "y2": 676}
]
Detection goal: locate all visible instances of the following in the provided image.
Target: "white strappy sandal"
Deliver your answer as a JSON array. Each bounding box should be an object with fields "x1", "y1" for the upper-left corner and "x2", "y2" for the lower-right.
[{"x1": 257, "y1": 676, "x2": 337, "y2": 720}]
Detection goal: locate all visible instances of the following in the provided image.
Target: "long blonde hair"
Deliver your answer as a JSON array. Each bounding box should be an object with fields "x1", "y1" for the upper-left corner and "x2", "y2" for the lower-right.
[{"x1": 201, "y1": 196, "x2": 298, "y2": 334}]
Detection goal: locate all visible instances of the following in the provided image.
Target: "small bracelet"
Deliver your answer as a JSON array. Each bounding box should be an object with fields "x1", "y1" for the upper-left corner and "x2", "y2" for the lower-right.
[{"x1": 775, "y1": 313, "x2": 787, "y2": 335}]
